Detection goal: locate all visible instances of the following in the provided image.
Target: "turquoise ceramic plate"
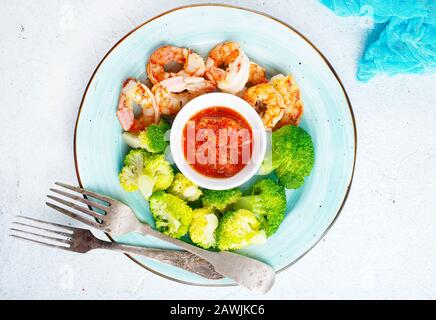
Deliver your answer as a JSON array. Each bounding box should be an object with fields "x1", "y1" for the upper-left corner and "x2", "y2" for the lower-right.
[{"x1": 74, "y1": 4, "x2": 356, "y2": 286}]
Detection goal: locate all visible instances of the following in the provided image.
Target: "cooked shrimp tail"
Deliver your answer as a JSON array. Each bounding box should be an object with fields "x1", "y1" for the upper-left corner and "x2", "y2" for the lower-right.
[
  {"x1": 147, "y1": 46, "x2": 205, "y2": 85},
  {"x1": 116, "y1": 78, "x2": 160, "y2": 132},
  {"x1": 243, "y1": 83, "x2": 285, "y2": 129},
  {"x1": 247, "y1": 62, "x2": 268, "y2": 87},
  {"x1": 270, "y1": 74, "x2": 303, "y2": 129},
  {"x1": 152, "y1": 76, "x2": 216, "y2": 115},
  {"x1": 205, "y1": 41, "x2": 250, "y2": 94}
]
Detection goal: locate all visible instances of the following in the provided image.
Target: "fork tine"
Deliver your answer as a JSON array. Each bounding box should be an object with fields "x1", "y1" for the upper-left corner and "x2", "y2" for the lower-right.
[
  {"x1": 46, "y1": 202, "x2": 102, "y2": 229},
  {"x1": 50, "y1": 188, "x2": 109, "y2": 212},
  {"x1": 16, "y1": 215, "x2": 76, "y2": 232},
  {"x1": 12, "y1": 221, "x2": 72, "y2": 238},
  {"x1": 55, "y1": 182, "x2": 113, "y2": 204},
  {"x1": 47, "y1": 195, "x2": 105, "y2": 221},
  {"x1": 10, "y1": 234, "x2": 72, "y2": 252},
  {"x1": 10, "y1": 228, "x2": 71, "y2": 245}
]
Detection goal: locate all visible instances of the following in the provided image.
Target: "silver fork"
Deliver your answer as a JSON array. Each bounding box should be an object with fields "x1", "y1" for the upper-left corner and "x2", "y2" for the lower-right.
[
  {"x1": 10, "y1": 215, "x2": 223, "y2": 280},
  {"x1": 46, "y1": 182, "x2": 275, "y2": 293}
]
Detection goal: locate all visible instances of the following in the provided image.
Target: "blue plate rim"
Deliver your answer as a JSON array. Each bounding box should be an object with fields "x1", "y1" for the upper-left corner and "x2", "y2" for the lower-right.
[{"x1": 73, "y1": 3, "x2": 357, "y2": 287}]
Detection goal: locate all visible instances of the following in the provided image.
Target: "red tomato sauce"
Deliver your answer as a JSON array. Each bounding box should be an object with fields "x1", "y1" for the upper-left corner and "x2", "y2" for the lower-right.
[{"x1": 183, "y1": 107, "x2": 253, "y2": 178}]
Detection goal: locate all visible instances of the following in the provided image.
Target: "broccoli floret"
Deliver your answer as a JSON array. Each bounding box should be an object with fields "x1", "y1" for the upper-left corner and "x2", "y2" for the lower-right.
[
  {"x1": 216, "y1": 209, "x2": 267, "y2": 251},
  {"x1": 234, "y1": 179, "x2": 286, "y2": 236},
  {"x1": 167, "y1": 173, "x2": 203, "y2": 202},
  {"x1": 275, "y1": 168, "x2": 305, "y2": 189},
  {"x1": 200, "y1": 188, "x2": 242, "y2": 213},
  {"x1": 157, "y1": 118, "x2": 171, "y2": 131},
  {"x1": 138, "y1": 125, "x2": 166, "y2": 153},
  {"x1": 270, "y1": 125, "x2": 314, "y2": 189},
  {"x1": 141, "y1": 154, "x2": 174, "y2": 198},
  {"x1": 119, "y1": 150, "x2": 174, "y2": 199},
  {"x1": 121, "y1": 119, "x2": 170, "y2": 153},
  {"x1": 189, "y1": 207, "x2": 218, "y2": 249},
  {"x1": 119, "y1": 149, "x2": 150, "y2": 192},
  {"x1": 149, "y1": 191, "x2": 193, "y2": 238},
  {"x1": 139, "y1": 119, "x2": 170, "y2": 153},
  {"x1": 124, "y1": 148, "x2": 150, "y2": 166}
]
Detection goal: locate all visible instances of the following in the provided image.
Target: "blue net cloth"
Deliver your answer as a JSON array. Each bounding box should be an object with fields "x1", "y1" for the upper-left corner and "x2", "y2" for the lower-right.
[{"x1": 320, "y1": 0, "x2": 436, "y2": 81}]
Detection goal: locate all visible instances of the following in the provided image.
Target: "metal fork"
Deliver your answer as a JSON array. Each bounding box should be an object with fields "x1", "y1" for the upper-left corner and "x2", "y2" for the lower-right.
[
  {"x1": 10, "y1": 215, "x2": 223, "y2": 280},
  {"x1": 46, "y1": 182, "x2": 275, "y2": 293}
]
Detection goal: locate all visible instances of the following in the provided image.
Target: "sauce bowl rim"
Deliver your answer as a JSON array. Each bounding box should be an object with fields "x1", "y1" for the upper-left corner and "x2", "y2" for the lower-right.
[{"x1": 170, "y1": 92, "x2": 267, "y2": 190}]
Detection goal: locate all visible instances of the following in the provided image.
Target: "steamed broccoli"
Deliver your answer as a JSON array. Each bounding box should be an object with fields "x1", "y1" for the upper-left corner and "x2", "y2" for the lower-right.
[
  {"x1": 234, "y1": 179, "x2": 286, "y2": 236},
  {"x1": 265, "y1": 125, "x2": 314, "y2": 189},
  {"x1": 156, "y1": 118, "x2": 171, "y2": 131},
  {"x1": 119, "y1": 150, "x2": 174, "y2": 199},
  {"x1": 167, "y1": 173, "x2": 203, "y2": 202},
  {"x1": 200, "y1": 188, "x2": 242, "y2": 213},
  {"x1": 149, "y1": 191, "x2": 193, "y2": 238},
  {"x1": 189, "y1": 207, "x2": 218, "y2": 249},
  {"x1": 141, "y1": 154, "x2": 174, "y2": 198},
  {"x1": 138, "y1": 126, "x2": 166, "y2": 153},
  {"x1": 122, "y1": 119, "x2": 170, "y2": 153},
  {"x1": 216, "y1": 209, "x2": 267, "y2": 251},
  {"x1": 119, "y1": 149, "x2": 150, "y2": 192}
]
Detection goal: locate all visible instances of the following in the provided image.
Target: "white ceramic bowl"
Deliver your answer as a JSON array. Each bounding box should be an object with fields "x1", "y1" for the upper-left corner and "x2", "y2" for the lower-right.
[{"x1": 170, "y1": 92, "x2": 267, "y2": 190}]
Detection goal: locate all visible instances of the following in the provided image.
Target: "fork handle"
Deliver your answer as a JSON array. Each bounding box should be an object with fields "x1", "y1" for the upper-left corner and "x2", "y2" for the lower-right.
[
  {"x1": 138, "y1": 224, "x2": 217, "y2": 261},
  {"x1": 137, "y1": 224, "x2": 276, "y2": 293},
  {"x1": 95, "y1": 239, "x2": 223, "y2": 280}
]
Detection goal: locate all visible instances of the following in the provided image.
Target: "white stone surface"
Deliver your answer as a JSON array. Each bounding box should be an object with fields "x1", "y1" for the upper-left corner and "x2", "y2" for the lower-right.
[{"x1": 1, "y1": 0, "x2": 435, "y2": 300}]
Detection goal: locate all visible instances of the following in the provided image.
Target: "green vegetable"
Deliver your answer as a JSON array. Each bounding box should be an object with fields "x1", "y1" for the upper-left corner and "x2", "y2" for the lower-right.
[
  {"x1": 216, "y1": 209, "x2": 267, "y2": 251},
  {"x1": 234, "y1": 179, "x2": 286, "y2": 236},
  {"x1": 200, "y1": 188, "x2": 242, "y2": 213},
  {"x1": 139, "y1": 119, "x2": 170, "y2": 153},
  {"x1": 121, "y1": 119, "x2": 170, "y2": 153},
  {"x1": 141, "y1": 154, "x2": 174, "y2": 198},
  {"x1": 267, "y1": 125, "x2": 315, "y2": 189},
  {"x1": 149, "y1": 191, "x2": 193, "y2": 238},
  {"x1": 167, "y1": 173, "x2": 203, "y2": 202},
  {"x1": 157, "y1": 118, "x2": 171, "y2": 131},
  {"x1": 189, "y1": 207, "x2": 218, "y2": 249},
  {"x1": 119, "y1": 150, "x2": 174, "y2": 199},
  {"x1": 119, "y1": 149, "x2": 150, "y2": 192}
]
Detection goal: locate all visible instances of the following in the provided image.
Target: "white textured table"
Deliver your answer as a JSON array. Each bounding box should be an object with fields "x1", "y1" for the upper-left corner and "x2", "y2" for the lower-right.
[{"x1": 1, "y1": 0, "x2": 435, "y2": 300}]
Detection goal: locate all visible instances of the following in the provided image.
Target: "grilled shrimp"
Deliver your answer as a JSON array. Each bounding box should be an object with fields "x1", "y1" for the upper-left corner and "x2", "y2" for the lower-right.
[
  {"x1": 247, "y1": 62, "x2": 268, "y2": 87},
  {"x1": 146, "y1": 46, "x2": 205, "y2": 85},
  {"x1": 270, "y1": 74, "x2": 303, "y2": 129},
  {"x1": 205, "y1": 41, "x2": 250, "y2": 94},
  {"x1": 243, "y1": 83, "x2": 285, "y2": 129},
  {"x1": 116, "y1": 78, "x2": 160, "y2": 132},
  {"x1": 152, "y1": 76, "x2": 216, "y2": 115}
]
